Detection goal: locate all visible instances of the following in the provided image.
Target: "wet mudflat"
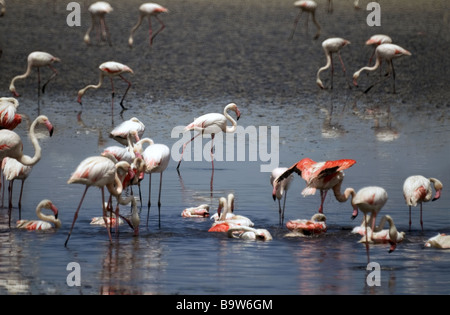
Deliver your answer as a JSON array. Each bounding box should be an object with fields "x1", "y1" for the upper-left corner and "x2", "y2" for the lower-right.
[{"x1": 0, "y1": 0, "x2": 449, "y2": 295}]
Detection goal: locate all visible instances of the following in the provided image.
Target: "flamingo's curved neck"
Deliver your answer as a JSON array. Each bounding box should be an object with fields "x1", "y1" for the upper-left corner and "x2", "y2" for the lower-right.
[
  {"x1": 223, "y1": 105, "x2": 238, "y2": 133},
  {"x1": 354, "y1": 54, "x2": 382, "y2": 78},
  {"x1": 18, "y1": 118, "x2": 43, "y2": 166},
  {"x1": 79, "y1": 72, "x2": 105, "y2": 98},
  {"x1": 36, "y1": 205, "x2": 61, "y2": 228},
  {"x1": 332, "y1": 181, "x2": 355, "y2": 203},
  {"x1": 10, "y1": 62, "x2": 33, "y2": 93}
]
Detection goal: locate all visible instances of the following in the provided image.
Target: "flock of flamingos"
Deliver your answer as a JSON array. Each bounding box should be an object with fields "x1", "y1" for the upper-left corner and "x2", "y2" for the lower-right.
[{"x1": 0, "y1": 1, "x2": 448, "y2": 263}]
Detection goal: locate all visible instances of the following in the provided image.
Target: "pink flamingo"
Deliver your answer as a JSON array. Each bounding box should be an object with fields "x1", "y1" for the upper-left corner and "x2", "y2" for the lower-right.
[
  {"x1": 285, "y1": 213, "x2": 327, "y2": 236},
  {"x1": 270, "y1": 167, "x2": 294, "y2": 225},
  {"x1": 425, "y1": 233, "x2": 450, "y2": 249},
  {"x1": 227, "y1": 226, "x2": 273, "y2": 241},
  {"x1": 353, "y1": 215, "x2": 405, "y2": 253},
  {"x1": 16, "y1": 199, "x2": 61, "y2": 231},
  {"x1": 2, "y1": 157, "x2": 32, "y2": 225},
  {"x1": 64, "y1": 156, "x2": 135, "y2": 246},
  {"x1": 128, "y1": 3, "x2": 169, "y2": 47},
  {"x1": 84, "y1": 1, "x2": 113, "y2": 46},
  {"x1": 350, "y1": 186, "x2": 388, "y2": 262},
  {"x1": 403, "y1": 175, "x2": 443, "y2": 231},
  {"x1": 209, "y1": 195, "x2": 254, "y2": 232},
  {"x1": 316, "y1": 37, "x2": 351, "y2": 89},
  {"x1": 365, "y1": 34, "x2": 392, "y2": 66},
  {"x1": 290, "y1": 1, "x2": 321, "y2": 40},
  {"x1": 77, "y1": 61, "x2": 134, "y2": 112},
  {"x1": 109, "y1": 117, "x2": 145, "y2": 145},
  {"x1": 142, "y1": 141, "x2": 170, "y2": 226},
  {"x1": 9, "y1": 51, "x2": 60, "y2": 98},
  {"x1": 0, "y1": 115, "x2": 54, "y2": 166},
  {"x1": 353, "y1": 43, "x2": 411, "y2": 93},
  {"x1": 176, "y1": 103, "x2": 241, "y2": 182},
  {"x1": 0, "y1": 97, "x2": 22, "y2": 130},
  {"x1": 181, "y1": 204, "x2": 210, "y2": 218},
  {"x1": 273, "y1": 158, "x2": 356, "y2": 214}
]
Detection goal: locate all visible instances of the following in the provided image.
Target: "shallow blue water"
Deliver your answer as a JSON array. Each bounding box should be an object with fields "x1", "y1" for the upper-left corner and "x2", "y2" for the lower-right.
[{"x1": 0, "y1": 0, "x2": 449, "y2": 295}]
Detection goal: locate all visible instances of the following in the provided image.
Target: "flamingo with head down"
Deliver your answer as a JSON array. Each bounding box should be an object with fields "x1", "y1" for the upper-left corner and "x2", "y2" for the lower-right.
[
  {"x1": 227, "y1": 226, "x2": 272, "y2": 241},
  {"x1": 181, "y1": 204, "x2": 210, "y2": 218},
  {"x1": 316, "y1": 38, "x2": 350, "y2": 89},
  {"x1": 16, "y1": 199, "x2": 61, "y2": 231},
  {"x1": 273, "y1": 158, "x2": 356, "y2": 214},
  {"x1": 129, "y1": 3, "x2": 169, "y2": 47},
  {"x1": 285, "y1": 213, "x2": 327, "y2": 236},
  {"x1": 271, "y1": 167, "x2": 293, "y2": 225},
  {"x1": 84, "y1": 1, "x2": 113, "y2": 46},
  {"x1": 289, "y1": 1, "x2": 321, "y2": 40},
  {"x1": 425, "y1": 234, "x2": 450, "y2": 249}
]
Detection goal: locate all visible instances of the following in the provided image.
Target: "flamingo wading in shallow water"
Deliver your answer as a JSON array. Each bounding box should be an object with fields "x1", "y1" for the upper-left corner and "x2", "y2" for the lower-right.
[
  {"x1": 403, "y1": 175, "x2": 443, "y2": 231},
  {"x1": 64, "y1": 156, "x2": 135, "y2": 246},
  {"x1": 290, "y1": 1, "x2": 321, "y2": 40},
  {"x1": 77, "y1": 61, "x2": 134, "y2": 113},
  {"x1": 316, "y1": 38, "x2": 351, "y2": 90},
  {"x1": 16, "y1": 199, "x2": 61, "y2": 231},
  {"x1": 353, "y1": 43, "x2": 411, "y2": 93},
  {"x1": 84, "y1": 1, "x2": 113, "y2": 46},
  {"x1": 273, "y1": 158, "x2": 356, "y2": 214},
  {"x1": 176, "y1": 103, "x2": 240, "y2": 190},
  {"x1": 129, "y1": 3, "x2": 169, "y2": 47},
  {"x1": 270, "y1": 167, "x2": 293, "y2": 225},
  {"x1": 9, "y1": 51, "x2": 60, "y2": 98}
]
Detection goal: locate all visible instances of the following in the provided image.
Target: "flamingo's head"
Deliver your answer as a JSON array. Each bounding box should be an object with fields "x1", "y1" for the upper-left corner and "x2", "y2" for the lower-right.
[
  {"x1": 38, "y1": 116, "x2": 54, "y2": 137},
  {"x1": 432, "y1": 179, "x2": 443, "y2": 201},
  {"x1": 228, "y1": 103, "x2": 241, "y2": 121}
]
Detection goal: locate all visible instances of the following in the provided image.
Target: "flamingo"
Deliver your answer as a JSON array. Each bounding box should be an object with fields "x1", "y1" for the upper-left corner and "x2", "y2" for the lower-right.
[
  {"x1": 365, "y1": 34, "x2": 392, "y2": 66},
  {"x1": 209, "y1": 195, "x2": 254, "y2": 232},
  {"x1": 64, "y1": 156, "x2": 135, "y2": 246},
  {"x1": 353, "y1": 43, "x2": 411, "y2": 93},
  {"x1": 285, "y1": 213, "x2": 327, "y2": 236},
  {"x1": 84, "y1": 1, "x2": 113, "y2": 46},
  {"x1": 181, "y1": 204, "x2": 210, "y2": 217},
  {"x1": 16, "y1": 199, "x2": 61, "y2": 231},
  {"x1": 0, "y1": 97, "x2": 22, "y2": 130},
  {"x1": 176, "y1": 103, "x2": 241, "y2": 176},
  {"x1": 350, "y1": 186, "x2": 388, "y2": 261},
  {"x1": 316, "y1": 37, "x2": 351, "y2": 89},
  {"x1": 91, "y1": 212, "x2": 124, "y2": 226},
  {"x1": 227, "y1": 226, "x2": 273, "y2": 241},
  {"x1": 9, "y1": 51, "x2": 60, "y2": 98},
  {"x1": 270, "y1": 167, "x2": 294, "y2": 225},
  {"x1": 354, "y1": 215, "x2": 405, "y2": 253},
  {"x1": 142, "y1": 142, "x2": 170, "y2": 226},
  {"x1": 403, "y1": 175, "x2": 443, "y2": 231},
  {"x1": 290, "y1": 1, "x2": 321, "y2": 40},
  {"x1": 129, "y1": 3, "x2": 169, "y2": 47},
  {"x1": 2, "y1": 157, "x2": 32, "y2": 225},
  {"x1": 425, "y1": 233, "x2": 450, "y2": 249},
  {"x1": 273, "y1": 158, "x2": 356, "y2": 214},
  {"x1": 0, "y1": 115, "x2": 54, "y2": 166},
  {"x1": 77, "y1": 61, "x2": 134, "y2": 112},
  {"x1": 109, "y1": 117, "x2": 145, "y2": 146}
]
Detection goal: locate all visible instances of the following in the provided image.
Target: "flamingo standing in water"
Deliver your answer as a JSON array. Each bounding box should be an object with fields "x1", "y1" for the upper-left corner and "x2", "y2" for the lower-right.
[
  {"x1": 129, "y1": 3, "x2": 169, "y2": 47},
  {"x1": 270, "y1": 167, "x2": 293, "y2": 225},
  {"x1": 403, "y1": 175, "x2": 443, "y2": 231},
  {"x1": 0, "y1": 97, "x2": 22, "y2": 130},
  {"x1": 84, "y1": 1, "x2": 113, "y2": 46},
  {"x1": 316, "y1": 37, "x2": 351, "y2": 89},
  {"x1": 365, "y1": 34, "x2": 392, "y2": 66},
  {"x1": 16, "y1": 199, "x2": 61, "y2": 231},
  {"x1": 273, "y1": 158, "x2": 356, "y2": 214},
  {"x1": 142, "y1": 141, "x2": 170, "y2": 226},
  {"x1": 64, "y1": 156, "x2": 135, "y2": 246},
  {"x1": 350, "y1": 186, "x2": 388, "y2": 262},
  {"x1": 2, "y1": 157, "x2": 32, "y2": 225},
  {"x1": 289, "y1": 0, "x2": 321, "y2": 40},
  {"x1": 9, "y1": 51, "x2": 60, "y2": 98},
  {"x1": 77, "y1": 61, "x2": 134, "y2": 113},
  {"x1": 176, "y1": 103, "x2": 241, "y2": 190},
  {"x1": 109, "y1": 117, "x2": 145, "y2": 145},
  {"x1": 353, "y1": 43, "x2": 411, "y2": 93}
]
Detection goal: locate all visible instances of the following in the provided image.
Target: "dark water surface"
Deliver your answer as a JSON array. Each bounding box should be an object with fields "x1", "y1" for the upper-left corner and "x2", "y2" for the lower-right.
[{"x1": 0, "y1": 0, "x2": 449, "y2": 295}]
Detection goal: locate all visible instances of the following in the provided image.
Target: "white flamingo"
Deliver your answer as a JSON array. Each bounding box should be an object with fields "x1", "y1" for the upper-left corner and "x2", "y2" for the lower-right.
[{"x1": 129, "y1": 3, "x2": 169, "y2": 47}]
